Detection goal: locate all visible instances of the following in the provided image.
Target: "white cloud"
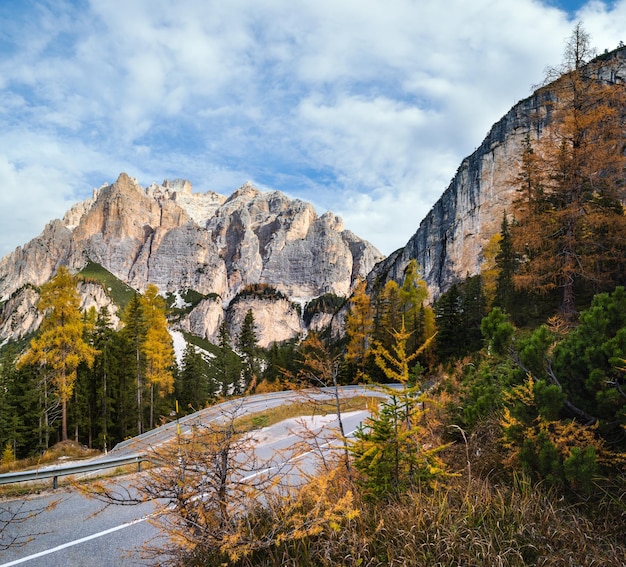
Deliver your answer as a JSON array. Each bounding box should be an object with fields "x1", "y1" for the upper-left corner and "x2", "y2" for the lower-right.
[
  {"x1": 0, "y1": 156, "x2": 76, "y2": 255},
  {"x1": 0, "y1": 0, "x2": 625, "y2": 260}
]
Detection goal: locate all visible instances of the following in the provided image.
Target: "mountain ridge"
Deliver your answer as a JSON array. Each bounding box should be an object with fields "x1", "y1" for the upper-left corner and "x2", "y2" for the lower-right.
[
  {"x1": 0, "y1": 174, "x2": 383, "y2": 346},
  {"x1": 370, "y1": 46, "x2": 626, "y2": 299},
  {"x1": 3, "y1": 47, "x2": 625, "y2": 346}
]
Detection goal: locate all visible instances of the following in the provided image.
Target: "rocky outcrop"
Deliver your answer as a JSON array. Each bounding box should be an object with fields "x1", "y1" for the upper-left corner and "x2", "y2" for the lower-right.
[
  {"x1": 368, "y1": 94, "x2": 539, "y2": 298},
  {"x1": 178, "y1": 296, "x2": 224, "y2": 343},
  {"x1": 0, "y1": 281, "x2": 119, "y2": 345},
  {"x1": 226, "y1": 296, "x2": 303, "y2": 348},
  {"x1": 78, "y1": 282, "x2": 120, "y2": 329},
  {"x1": 0, "y1": 174, "x2": 383, "y2": 344},
  {"x1": 369, "y1": 47, "x2": 626, "y2": 299},
  {"x1": 0, "y1": 286, "x2": 43, "y2": 343}
]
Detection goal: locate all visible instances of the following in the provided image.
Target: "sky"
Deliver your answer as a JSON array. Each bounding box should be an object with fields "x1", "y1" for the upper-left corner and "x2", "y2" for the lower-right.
[{"x1": 0, "y1": 1, "x2": 625, "y2": 260}]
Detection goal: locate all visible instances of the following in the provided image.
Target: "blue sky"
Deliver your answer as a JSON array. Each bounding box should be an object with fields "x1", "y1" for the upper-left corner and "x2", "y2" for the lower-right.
[{"x1": 0, "y1": 0, "x2": 624, "y2": 259}]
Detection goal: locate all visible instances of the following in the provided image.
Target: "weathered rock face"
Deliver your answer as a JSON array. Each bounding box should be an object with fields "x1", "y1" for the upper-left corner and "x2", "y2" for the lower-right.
[
  {"x1": 226, "y1": 296, "x2": 302, "y2": 348},
  {"x1": 0, "y1": 286, "x2": 43, "y2": 342},
  {"x1": 78, "y1": 282, "x2": 120, "y2": 329},
  {"x1": 370, "y1": 47, "x2": 626, "y2": 300},
  {"x1": 0, "y1": 281, "x2": 119, "y2": 345},
  {"x1": 368, "y1": 95, "x2": 539, "y2": 298},
  {"x1": 0, "y1": 174, "x2": 383, "y2": 344},
  {"x1": 178, "y1": 296, "x2": 224, "y2": 343}
]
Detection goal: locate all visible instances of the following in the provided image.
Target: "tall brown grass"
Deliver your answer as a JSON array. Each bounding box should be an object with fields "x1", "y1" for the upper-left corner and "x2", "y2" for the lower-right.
[{"x1": 232, "y1": 472, "x2": 626, "y2": 567}]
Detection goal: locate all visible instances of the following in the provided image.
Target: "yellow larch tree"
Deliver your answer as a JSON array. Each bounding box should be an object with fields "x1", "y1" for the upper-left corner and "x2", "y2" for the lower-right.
[
  {"x1": 345, "y1": 279, "x2": 374, "y2": 381},
  {"x1": 141, "y1": 284, "x2": 175, "y2": 429},
  {"x1": 18, "y1": 266, "x2": 98, "y2": 442},
  {"x1": 512, "y1": 24, "x2": 626, "y2": 319}
]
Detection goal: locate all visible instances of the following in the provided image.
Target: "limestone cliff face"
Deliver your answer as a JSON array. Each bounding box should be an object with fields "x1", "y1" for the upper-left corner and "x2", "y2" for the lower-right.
[
  {"x1": 226, "y1": 296, "x2": 303, "y2": 348},
  {"x1": 78, "y1": 282, "x2": 120, "y2": 329},
  {"x1": 368, "y1": 93, "x2": 541, "y2": 298},
  {"x1": 0, "y1": 281, "x2": 119, "y2": 344},
  {"x1": 0, "y1": 286, "x2": 43, "y2": 342},
  {"x1": 369, "y1": 47, "x2": 626, "y2": 299},
  {"x1": 0, "y1": 174, "x2": 383, "y2": 345}
]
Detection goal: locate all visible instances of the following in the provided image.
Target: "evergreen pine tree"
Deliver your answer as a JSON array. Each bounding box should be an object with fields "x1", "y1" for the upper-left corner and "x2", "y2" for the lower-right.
[
  {"x1": 237, "y1": 310, "x2": 258, "y2": 393},
  {"x1": 108, "y1": 329, "x2": 137, "y2": 442},
  {"x1": 179, "y1": 343, "x2": 212, "y2": 412},
  {"x1": 92, "y1": 307, "x2": 118, "y2": 450},
  {"x1": 434, "y1": 284, "x2": 462, "y2": 360},
  {"x1": 121, "y1": 293, "x2": 147, "y2": 435},
  {"x1": 210, "y1": 321, "x2": 241, "y2": 395},
  {"x1": 494, "y1": 214, "x2": 517, "y2": 315},
  {"x1": 0, "y1": 347, "x2": 20, "y2": 456},
  {"x1": 460, "y1": 274, "x2": 486, "y2": 354}
]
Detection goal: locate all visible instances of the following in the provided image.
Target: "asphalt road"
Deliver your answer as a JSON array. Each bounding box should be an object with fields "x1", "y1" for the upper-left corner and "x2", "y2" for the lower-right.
[
  {"x1": 0, "y1": 389, "x2": 373, "y2": 566},
  {"x1": 0, "y1": 487, "x2": 163, "y2": 566}
]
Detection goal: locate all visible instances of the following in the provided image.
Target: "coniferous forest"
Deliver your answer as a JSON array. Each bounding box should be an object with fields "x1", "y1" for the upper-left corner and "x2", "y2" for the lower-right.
[{"x1": 1, "y1": 25, "x2": 626, "y2": 566}]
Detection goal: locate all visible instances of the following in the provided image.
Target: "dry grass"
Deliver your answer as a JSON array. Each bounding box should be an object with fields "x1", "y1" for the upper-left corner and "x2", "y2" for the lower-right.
[
  {"x1": 233, "y1": 395, "x2": 376, "y2": 433},
  {"x1": 0, "y1": 441, "x2": 104, "y2": 496},
  {"x1": 0, "y1": 440, "x2": 100, "y2": 475},
  {"x1": 236, "y1": 473, "x2": 626, "y2": 567}
]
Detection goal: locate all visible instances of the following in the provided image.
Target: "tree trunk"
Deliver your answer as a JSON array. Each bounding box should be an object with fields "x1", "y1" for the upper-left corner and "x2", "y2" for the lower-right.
[
  {"x1": 561, "y1": 240, "x2": 577, "y2": 320},
  {"x1": 136, "y1": 348, "x2": 142, "y2": 435},
  {"x1": 61, "y1": 398, "x2": 68, "y2": 442},
  {"x1": 150, "y1": 383, "x2": 154, "y2": 430},
  {"x1": 332, "y1": 364, "x2": 351, "y2": 476},
  {"x1": 42, "y1": 376, "x2": 50, "y2": 450},
  {"x1": 103, "y1": 364, "x2": 108, "y2": 452}
]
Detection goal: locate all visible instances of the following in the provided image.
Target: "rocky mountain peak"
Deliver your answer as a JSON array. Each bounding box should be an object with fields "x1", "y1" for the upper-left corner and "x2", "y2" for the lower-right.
[
  {"x1": 163, "y1": 178, "x2": 193, "y2": 195},
  {"x1": 225, "y1": 181, "x2": 261, "y2": 204},
  {"x1": 0, "y1": 175, "x2": 383, "y2": 346}
]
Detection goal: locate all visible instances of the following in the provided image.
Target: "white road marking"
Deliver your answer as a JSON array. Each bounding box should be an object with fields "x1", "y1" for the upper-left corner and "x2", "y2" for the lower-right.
[
  {"x1": 0, "y1": 516, "x2": 149, "y2": 566},
  {"x1": 1, "y1": 415, "x2": 366, "y2": 566}
]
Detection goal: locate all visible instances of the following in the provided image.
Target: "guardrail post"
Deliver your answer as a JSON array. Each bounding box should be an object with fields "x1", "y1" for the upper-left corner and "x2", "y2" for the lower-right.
[{"x1": 53, "y1": 475, "x2": 58, "y2": 490}]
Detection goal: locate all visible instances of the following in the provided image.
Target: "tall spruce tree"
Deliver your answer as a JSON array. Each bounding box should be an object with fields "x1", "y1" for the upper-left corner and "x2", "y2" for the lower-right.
[
  {"x1": 108, "y1": 328, "x2": 136, "y2": 442},
  {"x1": 237, "y1": 310, "x2": 258, "y2": 393},
  {"x1": 179, "y1": 343, "x2": 212, "y2": 412},
  {"x1": 210, "y1": 321, "x2": 241, "y2": 395},
  {"x1": 460, "y1": 275, "x2": 486, "y2": 353},
  {"x1": 92, "y1": 307, "x2": 117, "y2": 450},
  {"x1": 121, "y1": 293, "x2": 147, "y2": 435},
  {"x1": 494, "y1": 214, "x2": 517, "y2": 315},
  {"x1": 434, "y1": 284, "x2": 463, "y2": 360},
  {"x1": 0, "y1": 347, "x2": 19, "y2": 457},
  {"x1": 0, "y1": 349, "x2": 42, "y2": 457}
]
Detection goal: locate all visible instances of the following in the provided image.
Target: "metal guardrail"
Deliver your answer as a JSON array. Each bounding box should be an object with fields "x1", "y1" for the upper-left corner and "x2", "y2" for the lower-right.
[
  {"x1": 0, "y1": 453, "x2": 146, "y2": 489},
  {"x1": 0, "y1": 385, "x2": 393, "y2": 490},
  {"x1": 110, "y1": 390, "x2": 300, "y2": 452}
]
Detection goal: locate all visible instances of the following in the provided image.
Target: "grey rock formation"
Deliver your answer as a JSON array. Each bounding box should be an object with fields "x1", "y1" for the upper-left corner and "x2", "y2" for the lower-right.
[
  {"x1": 0, "y1": 286, "x2": 43, "y2": 343},
  {"x1": 369, "y1": 47, "x2": 626, "y2": 300},
  {"x1": 226, "y1": 296, "x2": 302, "y2": 348},
  {"x1": 0, "y1": 281, "x2": 119, "y2": 345},
  {"x1": 0, "y1": 174, "x2": 383, "y2": 345}
]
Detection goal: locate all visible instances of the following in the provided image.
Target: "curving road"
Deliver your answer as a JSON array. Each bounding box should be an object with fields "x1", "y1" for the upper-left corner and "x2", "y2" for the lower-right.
[{"x1": 0, "y1": 387, "x2": 376, "y2": 566}]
